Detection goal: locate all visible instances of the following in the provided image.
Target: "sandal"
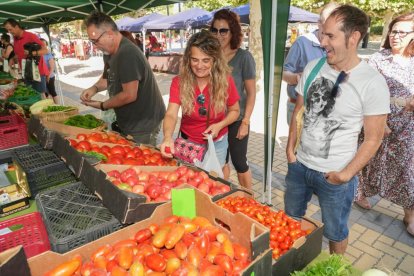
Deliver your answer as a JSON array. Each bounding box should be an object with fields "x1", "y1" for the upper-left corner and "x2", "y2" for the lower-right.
[
  {"x1": 403, "y1": 218, "x2": 414, "y2": 237},
  {"x1": 355, "y1": 198, "x2": 371, "y2": 210}
]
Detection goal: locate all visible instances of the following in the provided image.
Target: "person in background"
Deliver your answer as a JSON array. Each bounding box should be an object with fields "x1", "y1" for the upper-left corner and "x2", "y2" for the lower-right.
[
  {"x1": 0, "y1": 33, "x2": 15, "y2": 70},
  {"x1": 285, "y1": 5, "x2": 390, "y2": 254},
  {"x1": 3, "y1": 18, "x2": 49, "y2": 93},
  {"x1": 160, "y1": 30, "x2": 240, "y2": 172},
  {"x1": 40, "y1": 38, "x2": 58, "y2": 104},
  {"x1": 80, "y1": 11, "x2": 165, "y2": 145},
  {"x1": 211, "y1": 9, "x2": 256, "y2": 190},
  {"x1": 283, "y1": 2, "x2": 339, "y2": 124},
  {"x1": 355, "y1": 12, "x2": 414, "y2": 236}
]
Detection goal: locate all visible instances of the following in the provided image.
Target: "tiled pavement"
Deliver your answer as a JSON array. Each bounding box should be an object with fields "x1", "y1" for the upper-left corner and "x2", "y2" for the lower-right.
[{"x1": 56, "y1": 57, "x2": 414, "y2": 275}]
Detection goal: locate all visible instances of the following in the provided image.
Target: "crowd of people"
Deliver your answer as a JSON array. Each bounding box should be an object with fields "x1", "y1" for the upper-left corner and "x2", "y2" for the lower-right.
[{"x1": 1, "y1": 3, "x2": 413, "y2": 256}]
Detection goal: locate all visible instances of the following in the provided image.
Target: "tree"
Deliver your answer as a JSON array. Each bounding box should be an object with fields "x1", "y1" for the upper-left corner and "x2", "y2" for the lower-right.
[
  {"x1": 291, "y1": 0, "x2": 411, "y2": 21},
  {"x1": 185, "y1": 0, "x2": 248, "y2": 11}
]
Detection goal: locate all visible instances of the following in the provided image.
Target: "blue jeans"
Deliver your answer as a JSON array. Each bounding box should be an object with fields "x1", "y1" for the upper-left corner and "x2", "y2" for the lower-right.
[
  {"x1": 284, "y1": 160, "x2": 357, "y2": 242},
  {"x1": 214, "y1": 133, "x2": 228, "y2": 168}
]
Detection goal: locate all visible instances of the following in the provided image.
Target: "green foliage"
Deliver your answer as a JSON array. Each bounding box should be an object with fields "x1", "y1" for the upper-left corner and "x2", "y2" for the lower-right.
[
  {"x1": 184, "y1": 0, "x2": 249, "y2": 11},
  {"x1": 291, "y1": 0, "x2": 411, "y2": 22}
]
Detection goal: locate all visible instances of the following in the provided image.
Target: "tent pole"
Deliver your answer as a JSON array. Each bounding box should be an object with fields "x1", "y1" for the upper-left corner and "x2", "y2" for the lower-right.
[{"x1": 263, "y1": 0, "x2": 277, "y2": 205}]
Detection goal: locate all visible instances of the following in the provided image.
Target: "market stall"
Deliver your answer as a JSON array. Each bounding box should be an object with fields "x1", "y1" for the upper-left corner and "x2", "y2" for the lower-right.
[{"x1": 0, "y1": 83, "x2": 327, "y2": 275}]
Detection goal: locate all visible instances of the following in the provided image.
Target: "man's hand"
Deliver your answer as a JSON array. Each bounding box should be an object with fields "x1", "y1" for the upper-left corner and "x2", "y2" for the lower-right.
[
  {"x1": 324, "y1": 171, "x2": 352, "y2": 185},
  {"x1": 82, "y1": 100, "x2": 101, "y2": 109},
  {"x1": 80, "y1": 87, "x2": 97, "y2": 102},
  {"x1": 286, "y1": 151, "x2": 297, "y2": 163}
]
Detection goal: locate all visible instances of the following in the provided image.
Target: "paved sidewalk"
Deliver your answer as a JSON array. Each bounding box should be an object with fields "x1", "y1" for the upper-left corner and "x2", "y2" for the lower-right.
[{"x1": 56, "y1": 53, "x2": 413, "y2": 275}]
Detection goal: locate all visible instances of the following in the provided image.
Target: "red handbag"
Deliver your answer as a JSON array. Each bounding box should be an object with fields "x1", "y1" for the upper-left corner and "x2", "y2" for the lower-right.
[
  {"x1": 173, "y1": 94, "x2": 210, "y2": 164},
  {"x1": 173, "y1": 137, "x2": 206, "y2": 164}
]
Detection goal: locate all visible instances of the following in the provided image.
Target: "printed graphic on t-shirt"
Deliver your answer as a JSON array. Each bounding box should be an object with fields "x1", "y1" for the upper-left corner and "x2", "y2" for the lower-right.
[{"x1": 302, "y1": 77, "x2": 343, "y2": 159}]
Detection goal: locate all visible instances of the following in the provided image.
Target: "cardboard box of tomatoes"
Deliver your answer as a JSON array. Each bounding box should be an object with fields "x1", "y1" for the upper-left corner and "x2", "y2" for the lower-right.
[
  {"x1": 0, "y1": 246, "x2": 30, "y2": 276},
  {"x1": 77, "y1": 161, "x2": 236, "y2": 224},
  {"x1": 216, "y1": 190, "x2": 324, "y2": 276},
  {"x1": 52, "y1": 133, "x2": 85, "y2": 177},
  {"x1": 27, "y1": 188, "x2": 273, "y2": 276}
]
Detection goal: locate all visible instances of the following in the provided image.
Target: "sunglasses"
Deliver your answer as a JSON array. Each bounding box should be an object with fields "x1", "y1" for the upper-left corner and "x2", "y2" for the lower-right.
[
  {"x1": 331, "y1": 71, "x2": 347, "y2": 98},
  {"x1": 89, "y1": 31, "x2": 106, "y2": 45},
  {"x1": 210, "y1": 27, "x2": 230, "y2": 36},
  {"x1": 197, "y1": 93, "x2": 207, "y2": 116}
]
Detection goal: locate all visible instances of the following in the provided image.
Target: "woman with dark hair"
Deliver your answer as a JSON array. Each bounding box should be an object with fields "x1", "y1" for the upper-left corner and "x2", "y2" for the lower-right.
[
  {"x1": 355, "y1": 12, "x2": 414, "y2": 236},
  {"x1": 1, "y1": 33, "x2": 15, "y2": 64},
  {"x1": 211, "y1": 9, "x2": 256, "y2": 189},
  {"x1": 160, "y1": 30, "x2": 240, "y2": 173}
]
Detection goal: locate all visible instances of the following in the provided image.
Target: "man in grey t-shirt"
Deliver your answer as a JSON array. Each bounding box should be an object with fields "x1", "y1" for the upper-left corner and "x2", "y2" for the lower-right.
[{"x1": 80, "y1": 11, "x2": 165, "y2": 145}]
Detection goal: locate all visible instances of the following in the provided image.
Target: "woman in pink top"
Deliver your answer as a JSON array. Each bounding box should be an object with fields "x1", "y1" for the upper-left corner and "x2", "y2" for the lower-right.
[{"x1": 160, "y1": 30, "x2": 240, "y2": 171}]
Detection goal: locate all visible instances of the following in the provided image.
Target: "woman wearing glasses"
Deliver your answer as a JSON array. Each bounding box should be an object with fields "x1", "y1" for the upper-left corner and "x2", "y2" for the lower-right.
[
  {"x1": 160, "y1": 30, "x2": 240, "y2": 170},
  {"x1": 211, "y1": 9, "x2": 256, "y2": 189},
  {"x1": 355, "y1": 12, "x2": 414, "y2": 235}
]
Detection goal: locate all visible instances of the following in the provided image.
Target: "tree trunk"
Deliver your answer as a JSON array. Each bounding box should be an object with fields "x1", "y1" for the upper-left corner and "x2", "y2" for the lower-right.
[
  {"x1": 249, "y1": 0, "x2": 264, "y2": 96},
  {"x1": 381, "y1": 11, "x2": 394, "y2": 47}
]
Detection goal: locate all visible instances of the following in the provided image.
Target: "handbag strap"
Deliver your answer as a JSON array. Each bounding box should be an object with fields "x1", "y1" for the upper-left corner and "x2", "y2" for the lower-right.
[{"x1": 303, "y1": 57, "x2": 326, "y2": 107}]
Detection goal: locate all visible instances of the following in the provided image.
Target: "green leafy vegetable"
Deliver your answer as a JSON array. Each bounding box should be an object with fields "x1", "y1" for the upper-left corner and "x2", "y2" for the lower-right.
[
  {"x1": 42, "y1": 105, "x2": 74, "y2": 112},
  {"x1": 63, "y1": 114, "x2": 103, "y2": 129},
  {"x1": 291, "y1": 254, "x2": 352, "y2": 276},
  {"x1": 82, "y1": 151, "x2": 107, "y2": 161}
]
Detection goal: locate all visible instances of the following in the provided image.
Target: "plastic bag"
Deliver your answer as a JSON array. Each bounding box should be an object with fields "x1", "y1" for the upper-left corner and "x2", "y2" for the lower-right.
[{"x1": 194, "y1": 134, "x2": 224, "y2": 178}]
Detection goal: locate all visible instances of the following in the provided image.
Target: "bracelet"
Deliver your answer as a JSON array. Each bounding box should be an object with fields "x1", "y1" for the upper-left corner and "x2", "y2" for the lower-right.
[
  {"x1": 93, "y1": 85, "x2": 99, "y2": 92},
  {"x1": 100, "y1": 101, "x2": 106, "y2": 111}
]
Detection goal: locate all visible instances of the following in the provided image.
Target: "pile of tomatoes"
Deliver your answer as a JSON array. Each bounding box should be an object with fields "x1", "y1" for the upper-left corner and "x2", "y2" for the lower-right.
[
  {"x1": 68, "y1": 139, "x2": 177, "y2": 166},
  {"x1": 217, "y1": 196, "x2": 310, "y2": 260},
  {"x1": 45, "y1": 215, "x2": 251, "y2": 276},
  {"x1": 75, "y1": 132, "x2": 131, "y2": 145},
  {"x1": 107, "y1": 166, "x2": 231, "y2": 201}
]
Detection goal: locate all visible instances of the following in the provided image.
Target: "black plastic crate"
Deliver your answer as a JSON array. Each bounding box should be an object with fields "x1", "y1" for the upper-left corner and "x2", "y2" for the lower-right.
[
  {"x1": 35, "y1": 182, "x2": 123, "y2": 253},
  {"x1": 12, "y1": 145, "x2": 77, "y2": 197}
]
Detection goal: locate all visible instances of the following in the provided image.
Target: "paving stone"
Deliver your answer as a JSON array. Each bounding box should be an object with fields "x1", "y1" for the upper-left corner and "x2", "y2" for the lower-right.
[
  {"x1": 398, "y1": 254, "x2": 414, "y2": 274},
  {"x1": 397, "y1": 229, "x2": 414, "y2": 247},
  {"x1": 360, "y1": 229, "x2": 381, "y2": 245},
  {"x1": 348, "y1": 230, "x2": 362, "y2": 244},
  {"x1": 377, "y1": 254, "x2": 400, "y2": 271},
  {"x1": 376, "y1": 199, "x2": 392, "y2": 209},
  {"x1": 381, "y1": 219, "x2": 405, "y2": 241},
  {"x1": 357, "y1": 217, "x2": 386, "y2": 234},
  {"x1": 371, "y1": 206, "x2": 399, "y2": 219},
  {"x1": 310, "y1": 210, "x2": 322, "y2": 222},
  {"x1": 372, "y1": 241, "x2": 405, "y2": 260},
  {"x1": 346, "y1": 245, "x2": 363, "y2": 258},
  {"x1": 349, "y1": 208, "x2": 365, "y2": 224},
  {"x1": 360, "y1": 209, "x2": 394, "y2": 228},
  {"x1": 394, "y1": 241, "x2": 414, "y2": 255},
  {"x1": 351, "y1": 223, "x2": 367, "y2": 234},
  {"x1": 353, "y1": 254, "x2": 378, "y2": 271},
  {"x1": 377, "y1": 235, "x2": 395, "y2": 246},
  {"x1": 353, "y1": 241, "x2": 383, "y2": 258}
]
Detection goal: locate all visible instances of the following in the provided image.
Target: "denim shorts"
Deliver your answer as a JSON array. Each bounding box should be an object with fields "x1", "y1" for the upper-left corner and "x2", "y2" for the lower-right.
[
  {"x1": 284, "y1": 160, "x2": 357, "y2": 242},
  {"x1": 214, "y1": 133, "x2": 229, "y2": 168}
]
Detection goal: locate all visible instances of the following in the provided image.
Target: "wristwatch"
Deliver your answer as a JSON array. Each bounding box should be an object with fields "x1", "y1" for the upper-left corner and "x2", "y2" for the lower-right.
[{"x1": 100, "y1": 101, "x2": 106, "y2": 111}]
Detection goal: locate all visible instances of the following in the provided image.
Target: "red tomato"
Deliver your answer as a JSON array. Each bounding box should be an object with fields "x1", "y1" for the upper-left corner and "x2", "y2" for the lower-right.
[
  {"x1": 145, "y1": 253, "x2": 166, "y2": 272},
  {"x1": 77, "y1": 141, "x2": 91, "y2": 151},
  {"x1": 110, "y1": 145, "x2": 126, "y2": 156},
  {"x1": 76, "y1": 134, "x2": 87, "y2": 140}
]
